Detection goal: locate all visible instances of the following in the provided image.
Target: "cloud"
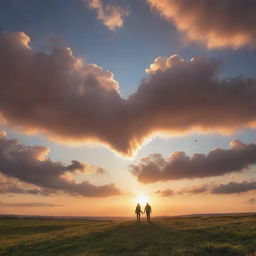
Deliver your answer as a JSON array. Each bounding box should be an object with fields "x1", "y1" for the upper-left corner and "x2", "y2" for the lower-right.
[
  {"x1": 86, "y1": 0, "x2": 128, "y2": 30},
  {"x1": 155, "y1": 189, "x2": 174, "y2": 197},
  {"x1": 211, "y1": 180, "x2": 256, "y2": 194},
  {"x1": 0, "y1": 174, "x2": 53, "y2": 195},
  {"x1": 130, "y1": 140, "x2": 256, "y2": 183},
  {"x1": 179, "y1": 184, "x2": 209, "y2": 195},
  {"x1": 1, "y1": 32, "x2": 256, "y2": 156},
  {"x1": 245, "y1": 198, "x2": 256, "y2": 204},
  {"x1": 178, "y1": 180, "x2": 256, "y2": 195},
  {"x1": 94, "y1": 166, "x2": 106, "y2": 174},
  {"x1": 145, "y1": 54, "x2": 184, "y2": 74},
  {"x1": 80, "y1": 163, "x2": 107, "y2": 175},
  {"x1": 0, "y1": 202, "x2": 62, "y2": 207},
  {"x1": 0, "y1": 131, "x2": 121, "y2": 197},
  {"x1": 156, "y1": 184, "x2": 210, "y2": 197},
  {"x1": 147, "y1": 0, "x2": 256, "y2": 48},
  {"x1": 0, "y1": 182, "x2": 50, "y2": 195},
  {"x1": 156, "y1": 180, "x2": 256, "y2": 197}
]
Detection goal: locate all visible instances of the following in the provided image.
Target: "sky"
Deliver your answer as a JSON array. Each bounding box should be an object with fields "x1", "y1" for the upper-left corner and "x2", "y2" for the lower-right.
[{"x1": 0, "y1": 0, "x2": 256, "y2": 217}]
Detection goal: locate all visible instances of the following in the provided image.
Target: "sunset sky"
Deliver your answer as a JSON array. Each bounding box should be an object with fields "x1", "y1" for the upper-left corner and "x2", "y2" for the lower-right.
[{"x1": 1, "y1": 0, "x2": 256, "y2": 217}]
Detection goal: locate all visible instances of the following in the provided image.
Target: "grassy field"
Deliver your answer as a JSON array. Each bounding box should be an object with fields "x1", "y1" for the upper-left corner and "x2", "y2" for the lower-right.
[{"x1": 0, "y1": 215, "x2": 256, "y2": 256}]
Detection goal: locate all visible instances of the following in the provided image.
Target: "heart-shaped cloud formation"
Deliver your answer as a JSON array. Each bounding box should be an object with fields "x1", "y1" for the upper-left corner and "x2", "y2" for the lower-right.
[{"x1": 1, "y1": 32, "x2": 256, "y2": 156}]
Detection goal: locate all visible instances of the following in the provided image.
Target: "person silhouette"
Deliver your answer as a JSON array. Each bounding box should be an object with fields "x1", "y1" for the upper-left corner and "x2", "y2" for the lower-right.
[
  {"x1": 135, "y1": 203, "x2": 143, "y2": 222},
  {"x1": 144, "y1": 202, "x2": 152, "y2": 222}
]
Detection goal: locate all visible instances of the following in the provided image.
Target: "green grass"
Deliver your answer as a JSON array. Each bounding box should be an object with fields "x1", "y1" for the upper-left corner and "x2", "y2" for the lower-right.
[{"x1": 1, "y1": 215, "x2": 256, "y2": 256}]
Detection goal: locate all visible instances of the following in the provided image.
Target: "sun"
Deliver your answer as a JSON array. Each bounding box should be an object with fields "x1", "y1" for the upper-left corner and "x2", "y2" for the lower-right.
[{"x1": 135, "y1": 195, "x2": 149, "y2": 205}]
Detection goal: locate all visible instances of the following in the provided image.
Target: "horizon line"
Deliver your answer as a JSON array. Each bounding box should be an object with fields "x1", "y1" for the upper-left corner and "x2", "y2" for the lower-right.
[{"x1": 1, "y1": 211, "x2": 256, "y2": 220}]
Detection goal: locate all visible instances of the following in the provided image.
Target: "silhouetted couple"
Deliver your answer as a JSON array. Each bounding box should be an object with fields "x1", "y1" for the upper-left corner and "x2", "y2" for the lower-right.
[{"x1": 135, "y1": 203, "x2": 152, "y2": 223}]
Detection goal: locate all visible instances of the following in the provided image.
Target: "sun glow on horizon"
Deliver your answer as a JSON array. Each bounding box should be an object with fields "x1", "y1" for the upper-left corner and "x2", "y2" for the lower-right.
[{"x1": 135, "y1": 195, "x2": 149, "y2": 205}]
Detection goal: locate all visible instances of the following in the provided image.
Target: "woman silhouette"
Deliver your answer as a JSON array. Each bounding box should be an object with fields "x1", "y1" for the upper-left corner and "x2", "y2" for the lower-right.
[{"x1": 135, "y1": 203, "x2": 143, "y2": 222}]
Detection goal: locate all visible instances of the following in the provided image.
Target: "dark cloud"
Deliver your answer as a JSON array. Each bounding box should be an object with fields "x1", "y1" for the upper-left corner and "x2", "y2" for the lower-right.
[
  {"x1": 130, "y1": 140, "x2": 256, "y2": 183},
  {"x1": 0, "y1": 131, "x2": 121, "y2": 197},
  {"x1": 147, "y1": 0, "x2": 256, "y2": 48},
  {"x1": 211, "y1": 180, "x2": 256, "y2": 194},
  {"x1": 155, "y1": 189, "x2": 174, "y2": 196},
  {"x1": 0, "y1": 202, "x2": 62, "y2": 207},
  {"x1": 1, "y1": 33, "x2": 256, "y2": 156}
]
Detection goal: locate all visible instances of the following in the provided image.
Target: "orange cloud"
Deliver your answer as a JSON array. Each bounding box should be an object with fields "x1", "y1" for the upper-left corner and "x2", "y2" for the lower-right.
[
  {"x1": 156, "y1": 189, "x2": 175, "y2": 197},
  {"x1": 86, "y1": 0, "x2": 128, "y2": 31},
  {"x1": 156, "y1": 180, "x2": 256, "y2": 197},
  {"x1": 1, "y1": 32, "x2": 256, "y2": 156},
  {"x1": 147, "y1": 0, "x2": 256, "y2": 48}
]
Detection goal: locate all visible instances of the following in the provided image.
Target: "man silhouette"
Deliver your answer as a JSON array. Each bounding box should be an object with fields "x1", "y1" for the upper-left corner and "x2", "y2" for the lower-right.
[
  {"x1": 144, "y1": 202, "x2": 152, "y2": 222},
  {"x1": 135, "y1": 203, "x2": 143, "y2": 222}
]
